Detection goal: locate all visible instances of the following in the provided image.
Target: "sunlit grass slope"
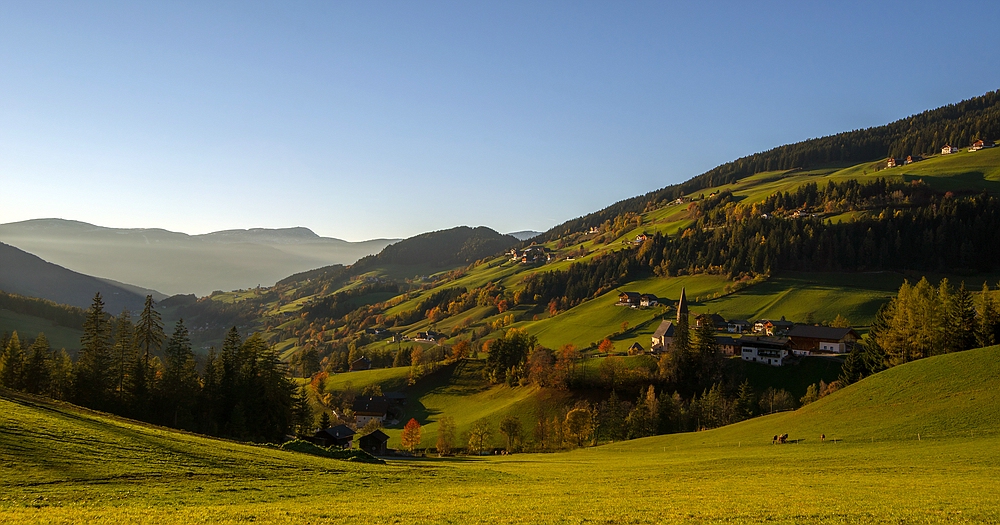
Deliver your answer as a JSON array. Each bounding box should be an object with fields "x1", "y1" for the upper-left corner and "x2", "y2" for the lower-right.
[{"x1": 4, "y1": 346, "x2": 1000, "y2": 523}]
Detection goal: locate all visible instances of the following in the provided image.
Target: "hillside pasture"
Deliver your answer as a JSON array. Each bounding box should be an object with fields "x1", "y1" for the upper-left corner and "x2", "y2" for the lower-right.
[{"x1": 4, "y1": 346, "x2": 1000, "y2": 523}]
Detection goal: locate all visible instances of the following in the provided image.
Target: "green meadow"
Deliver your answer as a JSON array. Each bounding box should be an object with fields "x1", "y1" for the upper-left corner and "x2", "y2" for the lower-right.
[{"x1": 3, "y1": 346, "x2": 1000, "y2": 523}]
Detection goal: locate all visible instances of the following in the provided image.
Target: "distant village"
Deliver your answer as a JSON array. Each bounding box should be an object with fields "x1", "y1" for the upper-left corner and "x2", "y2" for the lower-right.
[{"x1": 617, "y1": 288, "x2": 858, "y2": 367}]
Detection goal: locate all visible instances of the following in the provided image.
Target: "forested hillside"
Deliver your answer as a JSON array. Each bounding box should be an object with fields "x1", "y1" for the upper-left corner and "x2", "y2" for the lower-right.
[{"x1": 536, "y1": 89, "x2": 1000, "y2": 242}]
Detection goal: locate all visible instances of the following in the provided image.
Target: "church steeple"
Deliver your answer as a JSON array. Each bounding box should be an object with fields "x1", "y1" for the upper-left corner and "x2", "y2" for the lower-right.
[{"x1": 676, "y1": 288, "x2": 688, "y2": 323}]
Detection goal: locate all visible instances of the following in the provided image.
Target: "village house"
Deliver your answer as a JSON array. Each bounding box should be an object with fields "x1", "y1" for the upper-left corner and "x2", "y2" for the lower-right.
[
  {"x1": 520, "y1": 246, "x2": 549, "y2": 264},
  {"x1": 311, "y1": 424, "x2": 355, "y2": 449},
  {"x1": 905, "y1": 155, "x2": 922, "y2": 165},
  {"x1": 970, "y1": 139, "x2": 995, "y2": 151},
  {"x1": 740, "y1": 336, "x2": 791, "y2": 367},
  {"x1": 787, "y1": 325, "x2": 859, "y2": 354},
  {"x1": 942, "y1": 144, "x2": 958, "y2": 154},
  {"x1": 634, "y1": 232, "x2": 651, "y2": 244},
  {"x1": 617, "y1": 291, "x2": 642, "y2": 307},
  {"x1": 714, "y1": 335, "x2": 741, "y2": 356},
  {"x1": 727, "y1": 320, "x2": 752, "y2": 333},
  {"x1": 696, "y1": 313, "x2": 727, "y2": 330},
  {"x1": 352, "y1": 396, "x2": 390, "y2": 428},
  {"x1": 753, "y1": 318, "x2": 793, "y2": 336},
  {"x1": 628, "y1": 342, "x2": 645, "y2": 355},
  {"x1": 640, "y1": 293, "x2": 659, "y2": 307},
  {"x1": 350, "y1": 356, "x2": 372, "y2": 371},
  {"x1": 359, "y1": 429, "x2": 390, "y2": 456},
  {"x1": 886, "y1": 157, "x2": 899, "y2": 168},
  {"x1": 588, "y1": 226, "x2": 601, "y2": 234}
]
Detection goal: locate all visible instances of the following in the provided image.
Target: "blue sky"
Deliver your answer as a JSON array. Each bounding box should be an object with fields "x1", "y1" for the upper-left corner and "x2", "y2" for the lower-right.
[{"x1": 1, "y1": 1, "x2": 997, "y2": 240}]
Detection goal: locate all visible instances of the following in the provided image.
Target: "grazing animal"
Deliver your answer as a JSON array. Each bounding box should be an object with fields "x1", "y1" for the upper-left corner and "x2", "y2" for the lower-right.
[
  {"x1": 772, "y1": 435, "x2": 778, "y2": 444},
  {"x1": 778, "y1": 433, "x2": 788, "y2": 444}
]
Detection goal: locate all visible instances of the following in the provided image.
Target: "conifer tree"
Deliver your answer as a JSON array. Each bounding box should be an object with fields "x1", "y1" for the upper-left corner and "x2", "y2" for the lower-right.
[
  {"x1": 0, "y1": 331, "x2": 24, "y2": 390},
  {"x1": 111, "y1": 310, "x2": 137, "y2": 408},
  {"x1": 975, "y1": 282, "x2": 998, "y2": 348},
  {"x1": 75, "y1": 293, "x2": 115, "y2": 409},
  {"x1": 133, "y1": 295, "x2": 165, "y2": 413},
  {"x1": 948, "y1": 282, "x2": 977, "y2": 352},
  {"x1": 159, "y1": 318, "x2": 199, "y2": 428},
  {"x1": 23, "y1": 333, "x2": 50, "y2": 395}
]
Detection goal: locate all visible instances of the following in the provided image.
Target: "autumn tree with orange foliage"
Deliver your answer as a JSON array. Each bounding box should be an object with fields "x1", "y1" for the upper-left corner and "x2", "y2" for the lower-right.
[{"x1": 401, "y1": 418, "x2": 422, "y2": 452}]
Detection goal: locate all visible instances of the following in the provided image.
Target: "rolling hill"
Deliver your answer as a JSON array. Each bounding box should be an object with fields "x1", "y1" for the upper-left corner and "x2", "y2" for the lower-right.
[
  {"x1": 0, "y1": 219, "x2": 399, "y2": 296},
  {"x1": 2, "y1": 345, "x2": 999, "y2": 523},
  {"x1": 0, "y1": 242, "x2": 147, "y2": 314}
]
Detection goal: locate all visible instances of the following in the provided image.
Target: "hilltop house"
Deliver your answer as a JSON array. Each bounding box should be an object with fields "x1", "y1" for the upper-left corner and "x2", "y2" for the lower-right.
[
  {"x1": 970, "y1": 139, "x2": 995, "y2": 151},
  {"x1": 617, "y1": 292, "x2": 642, "y2": 307},
  {"x1": 886, "y1": 157, "x2": 899, "y2": 168},
  {"x1": 352, "y1": 396, "x2": 391, "y2": 428},
  {"x1": 905, "y1": 155, "x2": 922, "y2": 165},
  {"x1": 359, "y1": 429, "x2": 390, "y2": 456},
  {"x1": 787, "y1": 325, "x2": 859, "y2": 354},
  {"x1": 312, "y1": 424, "x2": 356, "y2": 449},
  {"x1": 942, "y1": 144, "x2": 958, "y2": 154},
  {"x1": 640, "y1": 294, "x2": 659, "y2": 307},
  {"x1": 740, "y1": 336, "x2": 791, "y2": 367},
  {"x1": 634, "y1": 233, "x2": 651, "y2": 244}
]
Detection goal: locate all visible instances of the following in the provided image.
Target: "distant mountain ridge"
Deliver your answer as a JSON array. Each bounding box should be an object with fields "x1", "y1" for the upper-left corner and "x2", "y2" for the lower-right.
[
  {"x1": 0, "y1": 219, "x2": 400, "y2": 296},
  {"x1": 0, "y1": 242, "x2": 146, "y2": 313}
]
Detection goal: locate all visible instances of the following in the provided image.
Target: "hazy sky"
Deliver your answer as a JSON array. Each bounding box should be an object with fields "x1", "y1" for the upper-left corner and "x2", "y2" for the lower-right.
[{"x1": 1, "y1": 1, "x2": 997, "y2": 240}]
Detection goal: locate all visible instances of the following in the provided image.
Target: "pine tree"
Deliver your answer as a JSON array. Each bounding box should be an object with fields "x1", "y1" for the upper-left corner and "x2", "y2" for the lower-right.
[
  {"x1": 23, "y1": 333, "x2": 50, "y2": 395},
  {"x1": 975, "y1": 282, "x2": 998, "y2": 348},
  {"x1": 292, "y1": 386, "x2": 314, "y2": 437},
  {"x1": 75, "y1": 293, "x2": 115, "y2": 409},
  {"x1": 948, "y1": 282, "x2": 977, "y2": 352},
  {"x1": 111, "y1": 310, "x2": 137, "y2": 409},
  {"x1": 0, "y1": 331, "x2": 25, "y2": 390},
  {"x1": 133, "y1": 295, "x2": 165, "y2": 414},
  {"x1": 318, "y1": 411, "x2": 332, "y2": 430},
  {"x1": 158, "y1": 319, "x2": 199, "y2": 428},
  {"x1": 733, "y1": 379, "x2": 757, "y2": 421}
]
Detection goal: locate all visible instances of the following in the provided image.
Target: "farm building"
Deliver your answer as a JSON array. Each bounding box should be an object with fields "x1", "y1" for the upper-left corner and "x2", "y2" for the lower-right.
[
  {"x1": 352, "y1": 396, "x2": 391, "y2": 428},
  {"x1": 727, "y1": 320, "x2": 751, "y2": 333},
  {"x1": 942, "y1": 144, "x2": 958, "y2": 154},
  {"x1": 787, "y1": 325, "x2": 858, "y2": 354},
  {"x1": 740, "y1": 336, "x2": 791, "y2": 367},
  {"x1": 714, "y1": 335, "x2": 741, "y2": 356},
  {"x1": 359, "y1": 429, "x2": 390, "y2": 456},
  {"x1": 312, "y1": 424, "x2": 355, "y2": 449},
  {"x1": 640, "y1": 294, "x2": 659, "y2": 307},
  {"x1": 970, "y1": 139, "x2": 995, "y2": 151},
  {"x1": 617, "y1": 292, "x2": 642, "y2": 307}
]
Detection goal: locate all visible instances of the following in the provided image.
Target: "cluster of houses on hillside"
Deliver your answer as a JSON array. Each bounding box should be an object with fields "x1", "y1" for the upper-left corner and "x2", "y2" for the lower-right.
[
  {"x1": 508, "y1": 245, "x2": 551, "y2": 264},
  {"x1": 645, "y1": 289, "x2": 858, "y2": 367},
  {"x1": 617, "y1": 291, "x2": 660, "y2": 308},
  {"x1": 888, "y1": 139, "x2": 995, "y2": 168}
]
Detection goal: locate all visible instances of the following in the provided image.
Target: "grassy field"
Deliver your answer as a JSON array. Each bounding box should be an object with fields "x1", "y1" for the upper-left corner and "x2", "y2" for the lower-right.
[
  {"x1": 0, "y1": 309, "x2": 82, "y2": 351},
  {"x1": 3, "y1": 345, "x2": 1000, "y2": 523}
]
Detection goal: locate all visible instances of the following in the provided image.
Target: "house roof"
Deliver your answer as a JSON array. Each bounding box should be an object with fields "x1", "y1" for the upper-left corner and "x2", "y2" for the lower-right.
[
  {"x1": 714, "y1": 335, "x2": 740, "y2": 346},
  {"x1": 787, "y1": 325, "x2": 857, "y2": 341},
  {"x1": 741, "y1": 336, "x2": 790, "y2": 349},
  {"x1": 728, "y1": 319, "x2": 751, "y2": 326},
  {"x1": 352, "y1": 396, "x2": 390, "y2": 416},
  {"x1": 652, "y1": 320, "x2": 674, "y2": 339},
  {"x1": 360, "y1": 429, "x2": 389, "y2": 443},
  {"x1": 629, "y1": 342, "x2": 644, "y2": 350},
  {"x1": 317, "y1": 424, "x2": 356, "y2": 439},
  {"x1": 619, "y1": 291, "x2": 641, "y2": 300},
  {"x1": 640, "y1": 293, "x2": 658, "y2": 300}
]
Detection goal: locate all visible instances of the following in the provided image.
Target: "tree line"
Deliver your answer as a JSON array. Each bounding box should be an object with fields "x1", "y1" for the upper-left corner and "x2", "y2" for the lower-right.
[
  {"x1": 840, "y1": 278, "x2": 1000, "y2": 385},
  {"x1": 0, "y1": 293, "x2": 309, "y2": 443}
]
